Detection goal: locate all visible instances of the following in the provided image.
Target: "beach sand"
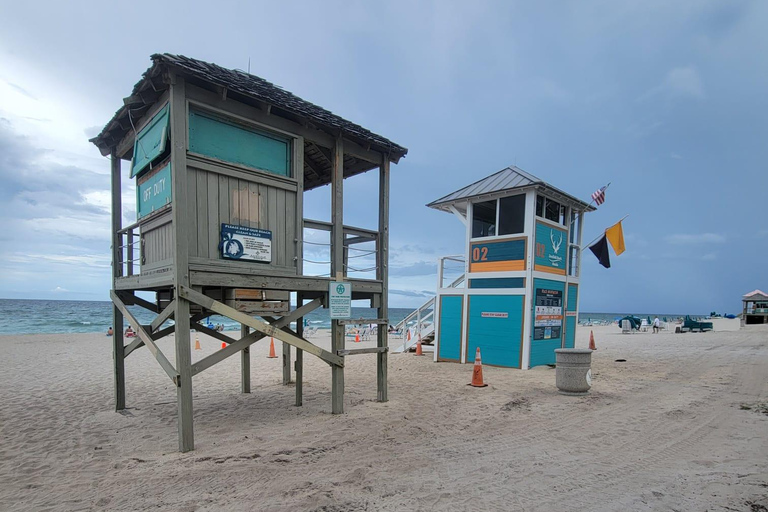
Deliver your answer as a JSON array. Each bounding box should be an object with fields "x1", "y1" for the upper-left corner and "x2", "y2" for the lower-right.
[{"x1": 1, "y1": 319, "x2": 766, "y2": 511}]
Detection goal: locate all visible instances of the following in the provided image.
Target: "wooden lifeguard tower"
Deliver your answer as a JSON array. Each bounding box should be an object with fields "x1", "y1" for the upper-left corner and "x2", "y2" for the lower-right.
[
  {"x1": 427, "y1": 166, "x2": 593, "y2": 369},
  {"x1": 90, "y1": 54, "x2": 407, "y2": 452}
]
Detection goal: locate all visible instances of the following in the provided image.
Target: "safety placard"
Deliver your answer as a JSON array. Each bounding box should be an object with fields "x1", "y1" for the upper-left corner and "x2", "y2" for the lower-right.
[
  {"x1": 534, "y1": 288, "x2": 563, "y2": 340},
  {"x1": 220, "y1": 224, "x2": 272, "y2": 263},
  {"x1": 329, "y1": 281, "x2": 352, "y2": 319}
]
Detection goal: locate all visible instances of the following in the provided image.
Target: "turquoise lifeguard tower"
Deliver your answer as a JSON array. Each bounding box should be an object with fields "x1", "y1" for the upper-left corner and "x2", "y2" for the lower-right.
[{"x1": 427, "y1": 166, "x2": 594, "y2": 369}]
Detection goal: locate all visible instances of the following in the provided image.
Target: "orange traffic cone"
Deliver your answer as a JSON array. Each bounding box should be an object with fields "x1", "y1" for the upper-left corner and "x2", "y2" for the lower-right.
[
  {"x1": 406, "y1": 329, "x2": 411, "y2": 342},
  {"x1": 221, "y1": 341, "x2": 227, "y2": 349},
  {"x1": 415, "y1": 339, "x2": 424, "y2": 356},
  {"x1": 355, "y1": 333, "x2": 361, "y2": 343},
  {"x1": 589, "y1": 330, "x2": 597, "y2": 351},
  {"x1": 194, "y1": 336, "x2": 201, "y2": 350},
  {"x1": 469, "y1": 347, "x2": 488, "y2": 387},
  {"x1": 268, "y1": 338, "x2": 278, "y2": 358}
]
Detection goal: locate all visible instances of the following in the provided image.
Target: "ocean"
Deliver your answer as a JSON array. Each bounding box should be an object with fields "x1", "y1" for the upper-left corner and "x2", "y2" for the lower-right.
[
  {"x1": 0, "y1": 298, "x2": 709, "y2": 336},
  {"x1": 0, "y1": 299, "x2": 417, "y2": 335}
]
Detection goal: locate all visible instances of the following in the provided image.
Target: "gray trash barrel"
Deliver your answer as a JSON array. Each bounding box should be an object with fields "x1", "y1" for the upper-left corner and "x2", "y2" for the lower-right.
[{"x1": 555, "y1": 348, "x2": 593, "y2": 395}]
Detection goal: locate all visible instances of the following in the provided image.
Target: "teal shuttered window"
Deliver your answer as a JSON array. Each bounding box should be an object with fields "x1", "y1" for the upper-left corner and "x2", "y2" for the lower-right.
[
  {"x1": 131, "y1": 104, "x2": 170, "y2": 178},
  {"x1": 188, "y1": 109, "x2": 291, "y2": 177}
]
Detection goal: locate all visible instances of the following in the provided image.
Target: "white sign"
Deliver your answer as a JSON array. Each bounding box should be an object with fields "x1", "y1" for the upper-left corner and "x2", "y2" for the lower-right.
[
  {"x1": 481, "y1": 312, "x2": 509, "y2": 318},
  {"x1": 220, "y1": 224, "x2": 272, "y2": 263},
  {"x1": 329, "y1": 281, "x2": 352, "y2": 319}
]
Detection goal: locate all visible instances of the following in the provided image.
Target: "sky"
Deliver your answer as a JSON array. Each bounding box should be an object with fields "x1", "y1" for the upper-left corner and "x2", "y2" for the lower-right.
[{"x1": 0, "y1": 0, "x2": 766, "y2": 314}]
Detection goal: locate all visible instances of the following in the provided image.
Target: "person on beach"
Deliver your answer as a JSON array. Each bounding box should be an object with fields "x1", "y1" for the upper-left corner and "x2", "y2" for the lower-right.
[
  {"x1": 653, "y1": 317, "x2": 660, "y2": 333},
  {"x1": 125, "y1": 326, "x2": 135, "y2": 337},
  {"x1": 106, "y1": 327, "x2": 113, "y2": 336}
]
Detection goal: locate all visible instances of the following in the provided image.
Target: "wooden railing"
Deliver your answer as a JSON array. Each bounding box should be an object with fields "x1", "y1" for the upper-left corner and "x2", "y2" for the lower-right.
[
  {"x1": 302, "y1": 218, "x2": 380, "y2": 280},
  {"x1": 115, "y1": 223, "x2": 143, "y2": 277}
]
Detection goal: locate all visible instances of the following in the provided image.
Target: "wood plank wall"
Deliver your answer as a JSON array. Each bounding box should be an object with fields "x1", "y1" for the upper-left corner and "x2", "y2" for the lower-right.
[{"x1": 186, "y1": 166, "x2": 297, "y2": 270}]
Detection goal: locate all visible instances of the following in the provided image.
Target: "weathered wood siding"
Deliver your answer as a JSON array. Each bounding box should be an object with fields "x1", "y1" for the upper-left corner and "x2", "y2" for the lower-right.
[
  {"x1": 141, "y1": 210, "x2": 173, "y2": 270},
  {"x1": 186, "y1": 165, "x2": 298, "y2": 273}
]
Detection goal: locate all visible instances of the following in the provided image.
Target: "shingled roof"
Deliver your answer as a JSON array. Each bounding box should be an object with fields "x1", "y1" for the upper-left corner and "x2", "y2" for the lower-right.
[{"x1": 90, "y1": 54, "x2": 407, "y2": 189}]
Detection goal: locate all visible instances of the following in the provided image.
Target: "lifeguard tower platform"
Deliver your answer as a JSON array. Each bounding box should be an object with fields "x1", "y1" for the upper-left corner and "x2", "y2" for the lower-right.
[
  {"x1": 90, "y1": 54, "x2": 407, "y2": 451},
  {"x1": 425, "y1": 167, "x2": 594, "y2": 369}
]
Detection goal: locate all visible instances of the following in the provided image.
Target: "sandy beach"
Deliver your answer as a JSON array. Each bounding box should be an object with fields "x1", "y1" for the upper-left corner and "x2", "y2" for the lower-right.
[{"x1": 1, "y1": 319, "x2": 766, "y2": 511}]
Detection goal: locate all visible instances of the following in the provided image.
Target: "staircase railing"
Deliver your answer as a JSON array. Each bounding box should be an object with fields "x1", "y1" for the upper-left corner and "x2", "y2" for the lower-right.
[{"x1": 392, "y1": 255, "x2": 466, "y2": 353}]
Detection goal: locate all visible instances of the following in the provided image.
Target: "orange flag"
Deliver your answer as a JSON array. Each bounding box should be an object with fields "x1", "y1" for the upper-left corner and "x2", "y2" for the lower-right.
[{"x1": 605, "y1": 221, "x2": 626, "y2": 256}]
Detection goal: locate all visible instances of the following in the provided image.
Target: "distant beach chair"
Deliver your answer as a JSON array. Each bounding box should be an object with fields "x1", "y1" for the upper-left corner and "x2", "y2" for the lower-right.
[
  {"x1": 304, "y1": 326, "x2": 317, "y2": 337},
  {"x1": 621, "y1": 320, "x2": 632, "y2": 334},
  {"x1": 640, "y1": 319, "x2": 649, "y2": 332}
]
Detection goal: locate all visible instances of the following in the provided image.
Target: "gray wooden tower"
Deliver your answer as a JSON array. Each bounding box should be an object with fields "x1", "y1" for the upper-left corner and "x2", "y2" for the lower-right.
[{"x1": 90, "y1": 54, "x2": 407, "y2": 452}]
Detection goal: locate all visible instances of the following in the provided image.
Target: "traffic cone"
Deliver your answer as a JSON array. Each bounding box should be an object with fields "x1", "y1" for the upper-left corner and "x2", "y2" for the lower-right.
[
  {"x1": 268, "y1": 338, "x2": 278, "y2": 358},
  {"x1": 589, "y1": 330, "x2": 597, "y2": 351},
  {"x1": 415, "y1": 339, "x2": 424, "y2": 356},
  {"x1": 355, "y1": 333, "x2": 361, "y2": 343},
  {"x1": 221, "y1": 341, "x2": 227, "y2": 349},
  {"x1": 194, "y1": 336, "x2": 201, "y2": 351},
  {"x1": 469, "y1": 347, "x2": 488, "y2": 387},
  {"x1": 406, "y1": 329, "x2": 411, "y2": 342}
]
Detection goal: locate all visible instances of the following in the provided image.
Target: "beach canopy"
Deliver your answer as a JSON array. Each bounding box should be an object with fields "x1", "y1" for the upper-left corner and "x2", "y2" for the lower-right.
[{"x1": 618, "y1": 316, "x2": 642, "y2": 330}]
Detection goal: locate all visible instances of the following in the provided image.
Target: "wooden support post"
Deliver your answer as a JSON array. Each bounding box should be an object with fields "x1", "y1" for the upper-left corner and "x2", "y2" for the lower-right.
[
  {"x1": 377, "y1": 158, "x2": 390, "y2": 402},
  {"x1": 110, "y1": 150, "x2": 125, "y2": 411},
  {"x1": 295, "y1": 293, "x2": 304, "y2": 406},
  {"x1": 241, "y1": 325, "x2": 250, "y2": 393},
  {"x1": 331, "y1": 136, "x2": 345, "y2": 414},
  {"x1": 170, "y1": 75, "x2": 194, "y2": 452},
  {"x1": 282, "y1": 341, "x2": 291, "y2": 385}
]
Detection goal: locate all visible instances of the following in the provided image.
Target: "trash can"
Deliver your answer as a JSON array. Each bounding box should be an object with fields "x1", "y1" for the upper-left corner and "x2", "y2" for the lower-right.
[{"x1": 555, "y1": 348, "x2": 593, "y2": 395}]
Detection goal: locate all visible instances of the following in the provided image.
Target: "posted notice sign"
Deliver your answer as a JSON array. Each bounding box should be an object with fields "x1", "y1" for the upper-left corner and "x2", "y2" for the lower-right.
[
  {"x1": 329, "y1": 281, "x2": 352, "y2": 319},
  {"x1": 220, "y1": 224, "x2": 272, "y2": 263}
]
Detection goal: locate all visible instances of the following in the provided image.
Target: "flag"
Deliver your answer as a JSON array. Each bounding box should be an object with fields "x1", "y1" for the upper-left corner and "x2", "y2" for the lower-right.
[
  {"x1": 588, "y1": 235, "x2": 611, "y2": 268},
  {"x1": 606, "y1": 220, "x2": 626, "y2": 256},
  {"x1": 591, "y1": 186, "x2": 606, "y2": 206}
]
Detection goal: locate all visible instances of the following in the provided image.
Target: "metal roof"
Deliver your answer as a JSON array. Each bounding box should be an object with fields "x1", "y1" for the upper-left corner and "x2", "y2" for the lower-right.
[{"x1": 426, "y1": 166, "x2": 595, "y2": 213}]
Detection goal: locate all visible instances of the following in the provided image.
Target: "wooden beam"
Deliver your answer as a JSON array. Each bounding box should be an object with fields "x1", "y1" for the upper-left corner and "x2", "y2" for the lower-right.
[
  {"x1": 189, "y1": 297, "x2": 323, "y2": 376},
  {"x1": 178, "y1": 286, "x2": 341, "y2": 366},
  {"x1": 331, "y1": 136, "x2": 345, "y2": 414},
  {"x1": 303, "y1": 153, "x2": 324, "y2": 178},
  {"x1": 191, "y1": 322, "x2": 233, "y2": 345},
  {"x1": 169, "y1": 75, "x2": 194, "y2": 452},
  {"x1": 377, "y1": 158, "x2": 390, "y2": 402},
  {"x1": 338, "y1": 318, "x2": 388, "y2": 325},
  {"x1": 337, "y1": 347, "x2": 389, "y2": 356},
  {"x1": 117, "y1": 292, "x2": 160, "y2": 313},
  {"x1": 241, "y1": 325, "x2": 250, "y2": 394},
  {"x1": 295, "y1": 293, "x2": 304, "y2": 407},
  {"x1": 110, "y1": 150, "x2": 125, "y2": 411},
  {"x1": 151, "y1": 299, "x2": 176, "y2": 332},
  {"x1": 124, "y1": 335, "x2": 145, "y2": 357},
  {"x1": 111, "y1": 291, "x2": 178, "y2": 383},
  {"x1": 344, "y1": 236, "x2": 375, "y2": 246},
  {"x1": 188, "y1": 271, "x2": 383, "y2": 294}
]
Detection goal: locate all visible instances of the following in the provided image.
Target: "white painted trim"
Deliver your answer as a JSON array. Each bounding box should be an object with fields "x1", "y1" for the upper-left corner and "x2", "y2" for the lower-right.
[
  {"x1": 467, "y1": 271, "x2": 527, "y2": 279},
  {"x1": 460, "y1": 202, "x2": 472, "y2": 364},
  {"x1": 521, "y1": 190, "x2": 536, "y2": 370},
  {"x1": 449, "y1": 205, "x2": 467, "y2": 226},
  {"x1": 465, "y1": 289, "x2": 526, "y2": 296}
]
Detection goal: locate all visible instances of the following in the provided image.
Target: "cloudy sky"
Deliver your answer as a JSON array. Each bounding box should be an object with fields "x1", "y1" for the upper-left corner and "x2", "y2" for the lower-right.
[{"x1": 0, "y1": 0, "x2": 766, "y2": 314}]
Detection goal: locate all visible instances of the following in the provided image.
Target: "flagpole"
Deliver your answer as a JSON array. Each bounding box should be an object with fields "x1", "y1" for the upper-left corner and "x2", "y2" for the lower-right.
[
  {"x1": 569, "y1": 182, "x2": 612, "y2": 232},
  {"x1": 581, "y1": 214, "x2": 629, "y2": 249}
]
